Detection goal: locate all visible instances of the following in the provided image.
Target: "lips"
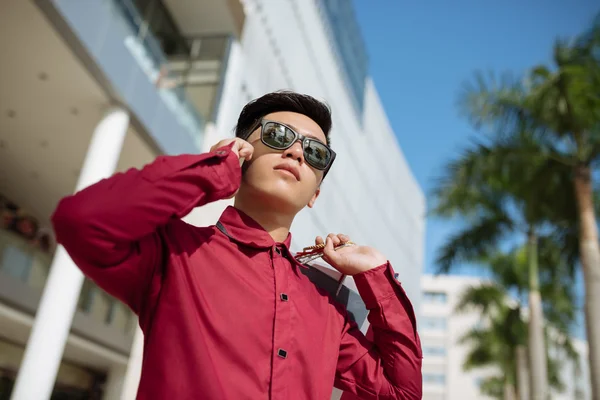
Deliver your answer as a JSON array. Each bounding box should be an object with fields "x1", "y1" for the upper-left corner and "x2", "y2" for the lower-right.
[{"x1": 274, "y1": 163, "x2": 300, "y2": 181}]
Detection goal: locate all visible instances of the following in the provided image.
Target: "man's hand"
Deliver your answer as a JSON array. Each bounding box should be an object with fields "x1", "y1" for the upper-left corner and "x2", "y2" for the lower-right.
[
  {"x1": 210, "y1": 138, "x2": 254, "y2": 163},
  {"x1": 210, "y1": 138, "x2": 254, "y2": 199},
  {"x1": 316, "y1": 233, "x2": 388, "y2": 276}
]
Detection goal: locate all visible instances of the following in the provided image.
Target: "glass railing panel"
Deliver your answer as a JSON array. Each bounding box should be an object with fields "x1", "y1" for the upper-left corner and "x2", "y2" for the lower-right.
[
  {"x1": 28, "y1": 253, "x2": 51, "y2": 291},
  {"x1": 111, "y1": 301, "x2": 135, "y2": 334},
  {"x1": 89, "y1": 286, "x2": 113, "y2": 325},
  {"x1": 168, "y1": 34, "x2": 233, "y2": 122},
  {"x1": 78, "y1": 277, "x2": 136, "y2": 335},
  {"x1": 0, "y1": 229, "x2": 52, "y2": 288},
  {"x1": 0, "y1": 228, "x2": 134, "y2": 341},
  {"x1": 110, "y1": 0, "x2": 205, "y2": 143},
  {"x1": 186, "y1": 35, "x2": 231, "y2": 61}
]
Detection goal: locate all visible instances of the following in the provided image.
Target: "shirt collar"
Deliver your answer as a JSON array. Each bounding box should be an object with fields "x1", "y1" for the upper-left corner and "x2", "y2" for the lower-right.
[{"x1": 217, "y1": 206, "x2": 293, "y2": 250}]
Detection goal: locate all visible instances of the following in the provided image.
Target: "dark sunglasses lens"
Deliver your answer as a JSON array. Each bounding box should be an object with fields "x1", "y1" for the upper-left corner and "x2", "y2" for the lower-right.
[
  {"x1": 304, "y1": 140, "x2": 332, "y2": 170},
  {"x1": 262, "y1": 122, "x2": 296, "y2": 149}
]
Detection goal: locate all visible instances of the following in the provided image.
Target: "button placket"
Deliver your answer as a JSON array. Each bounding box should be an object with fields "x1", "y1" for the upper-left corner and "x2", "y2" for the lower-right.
[{"x1": 269, "y1": 254, "x2": 292, "y2": 398}]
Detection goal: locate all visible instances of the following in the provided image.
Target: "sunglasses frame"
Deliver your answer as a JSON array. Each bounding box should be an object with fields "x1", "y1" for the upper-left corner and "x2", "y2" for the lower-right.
[{"x1": 244, "y1": 119, "x2": 336, "y2": 174}]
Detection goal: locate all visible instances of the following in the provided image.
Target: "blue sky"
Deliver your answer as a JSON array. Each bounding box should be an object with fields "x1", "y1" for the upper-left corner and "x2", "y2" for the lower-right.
[{"x1": 353, "y1": 0, "x2": 599, "y2": 276}]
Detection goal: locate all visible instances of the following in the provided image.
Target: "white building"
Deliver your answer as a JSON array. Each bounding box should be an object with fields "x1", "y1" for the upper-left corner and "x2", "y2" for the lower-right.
[
  {"x1": 420, "y1": 275, "x2": 590, "y2": 400},
  {"x1": 0, "y1": 0, "x2": 425, "y2": 399}
]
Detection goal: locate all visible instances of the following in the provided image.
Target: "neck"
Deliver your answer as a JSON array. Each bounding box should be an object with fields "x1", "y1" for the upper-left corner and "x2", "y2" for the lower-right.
[{"x1": 234, "y1": 199, "x2": 294, "y2": 243}]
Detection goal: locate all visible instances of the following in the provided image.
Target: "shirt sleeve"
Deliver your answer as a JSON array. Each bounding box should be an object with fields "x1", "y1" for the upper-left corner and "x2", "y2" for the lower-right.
[
  {"x1": 52, "y1": 145, "x2": 240, "y2": 325},
  {"x1": 335, "y1": 263, "x2": 423, "y2": 400}
]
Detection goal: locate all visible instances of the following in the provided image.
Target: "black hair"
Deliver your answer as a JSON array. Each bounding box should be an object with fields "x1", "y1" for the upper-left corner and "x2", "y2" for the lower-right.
[{"x1": 235, "y1": 91, "x2": 332, "y2": 145}]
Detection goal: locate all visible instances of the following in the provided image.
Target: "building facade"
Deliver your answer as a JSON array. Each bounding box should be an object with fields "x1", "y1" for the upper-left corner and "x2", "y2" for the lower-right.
[
  {"x1": 420, "y1": 275, "x2": 590, "y2": 400},
  {"x1": 0, "y1": 0, "x2": 425, "y2": 399}
]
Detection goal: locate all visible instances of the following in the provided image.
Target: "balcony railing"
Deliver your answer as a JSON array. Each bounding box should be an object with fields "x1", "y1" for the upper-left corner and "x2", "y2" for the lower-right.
[
  {"x1": 0, "y1": 229, "x2": 135, "y2": 349},
  {"x1": 111, "y1": 0, "x2": 206, "y2": 144},
  {"x1": 0, "y1": 229, "x2": 52, "y2": 292},
  {"x1": 78, "y1": 278, "x2": 135, "y2": 335},
  {"x1": 166, "y1": 34, "x2": 233, "y2": 122}
]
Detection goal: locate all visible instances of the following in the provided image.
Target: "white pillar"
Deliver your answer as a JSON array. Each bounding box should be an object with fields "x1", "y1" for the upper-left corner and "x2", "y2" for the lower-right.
[
  {"x1": 119, "y1": 326, "x2": 145, "y2": 400},
  {"x1": 11, "y1": 107, "x2": 130, "y2": 400}
]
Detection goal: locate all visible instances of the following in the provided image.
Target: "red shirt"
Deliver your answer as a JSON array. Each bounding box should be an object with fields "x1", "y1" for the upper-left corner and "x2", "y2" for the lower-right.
[{"x1": 52, "y1": 145, "x2": 422, "y2": 399}]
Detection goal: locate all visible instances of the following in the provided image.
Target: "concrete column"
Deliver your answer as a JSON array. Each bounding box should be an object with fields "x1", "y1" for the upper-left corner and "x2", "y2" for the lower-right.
[
  {"x1": 119, "y1": 326, "x2": 145, "y2": 400},
  {"x1": 11, "y1": 107, "x2": 130, "y2": 400}
]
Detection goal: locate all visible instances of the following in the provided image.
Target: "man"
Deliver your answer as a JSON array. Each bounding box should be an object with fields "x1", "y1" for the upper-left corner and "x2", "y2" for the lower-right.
[{"x1": 52, "y1": 91, "x2": 422, "y2": 399}]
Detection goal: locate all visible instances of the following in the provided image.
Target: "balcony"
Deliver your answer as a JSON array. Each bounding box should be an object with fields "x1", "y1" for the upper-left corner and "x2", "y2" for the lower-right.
[
  {"x1": 162, "y1": 0, "x2": 245, "y2": 38},
  {"x1": 165, "y1": 34, "x2": 233, "y2": 122},
  {"x1": 115, "y1": 0, "x2": 233, "y2": 124},
  {"x1": 0, "y1": 229, "x2": 135, "y2": 355},
  {"x1": 113, "y1": 0, "x2": 206, "y2": 147}
]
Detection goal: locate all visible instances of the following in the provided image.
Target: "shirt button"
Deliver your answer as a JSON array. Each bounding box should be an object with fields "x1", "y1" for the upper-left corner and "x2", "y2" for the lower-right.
[
  {"x1": 277, "y1": 349, "x2": 288, "y2": 359},
  {"x1": 216, "y1": 150, "x2": 227, "y2": 156},
  {"x1": 280, "y1": 293, "x2": 289, "y2": 302}
]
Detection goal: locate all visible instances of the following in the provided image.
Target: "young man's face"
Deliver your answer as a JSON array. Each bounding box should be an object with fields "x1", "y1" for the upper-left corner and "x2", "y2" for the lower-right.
[{"x1": 239, "y1": 111, "x2": 328, "y2": 213}]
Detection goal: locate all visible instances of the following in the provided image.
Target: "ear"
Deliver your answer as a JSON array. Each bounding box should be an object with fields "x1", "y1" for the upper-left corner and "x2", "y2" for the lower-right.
[{"x1": 307, "y1": 187, "x2": 321, "y2": 208}]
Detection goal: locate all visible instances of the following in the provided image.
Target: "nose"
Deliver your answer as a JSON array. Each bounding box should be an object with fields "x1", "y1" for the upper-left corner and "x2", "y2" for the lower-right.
[{"x1": 283, "y1": 140, "x2": 304, "y2": 164}]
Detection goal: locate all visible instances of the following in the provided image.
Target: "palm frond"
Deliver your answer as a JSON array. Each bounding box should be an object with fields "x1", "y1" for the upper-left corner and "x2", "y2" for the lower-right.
[
  {"x1": 435, "y1": 214, "x2": 512, "y2": 273},
  {"x1": 457, "y1": 70, "x2": 528, "y2": 135},
  {"x1": 459, "y1": 328, "x2": 500, "y2": 370},
  {"x1": 455, "y1": 283, "x2": 507, "y2": 316},
  {"x1": 547, "y1": 354, "x2": 566, "y2": 393},
  {"x1": 478, "y1": 376, "x2": 506, "y2": 399},
  {"x1": 487, "y1": 247, "x2": 529, "y2": 293}
]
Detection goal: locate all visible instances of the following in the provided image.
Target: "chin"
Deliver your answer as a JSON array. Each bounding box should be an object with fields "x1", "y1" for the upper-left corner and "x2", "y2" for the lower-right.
[{"x1": 241, "y1": 181, "x2": 310, "y2": 213}]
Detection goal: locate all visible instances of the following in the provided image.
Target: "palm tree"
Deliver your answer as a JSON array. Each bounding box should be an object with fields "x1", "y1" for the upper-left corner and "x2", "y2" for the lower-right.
[
  {"x1": 432, "y1": 136, "x2": 578, "y2": 399},
  {"x1": 455, "y1": 247, "x2": 578, "y2": 400},
  {"x1": 456, "y1": 283, "x2": 522, "y2": 400},
  {"x1": 458, "y1": 14, "x2": 600, "y2": 397}
]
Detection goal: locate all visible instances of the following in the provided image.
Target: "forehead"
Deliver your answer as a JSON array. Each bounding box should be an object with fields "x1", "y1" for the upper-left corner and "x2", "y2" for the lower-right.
[{"x1": 263, "y1": 111, "x2": 327, "y2": 143}]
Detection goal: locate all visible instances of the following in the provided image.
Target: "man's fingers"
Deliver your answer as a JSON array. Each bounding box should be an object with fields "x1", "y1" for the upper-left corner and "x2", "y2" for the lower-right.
[
  {"x1": 210, "y1": 138, "x2": 254, "y2": 161},
  {"x1": 327, "y1": 233, "x2": 341, "y2": 247},
  {"x1": 338, "y1": 234, "x2": 350, "y2": 244},
  {"x1": 238, "y1": 148, "x2": 251, "y2": 160},
  {"x1": 315, "y1": 236, "x2": 324, "y2": 246},
  {"x1": 237, "y1": 140, "x2": 254, "y2": 160},
  {"x1": 323, "y1": 237, "x2": 338, "y2": 262}
]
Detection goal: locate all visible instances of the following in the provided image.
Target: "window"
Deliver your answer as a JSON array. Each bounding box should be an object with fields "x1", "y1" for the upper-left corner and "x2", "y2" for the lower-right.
[
  {"x1": 423, "y1": 291, "x2": 448, "y2": 304},
  {"x1": 421, "y1": 317, "x2": 447, "y2": 331},
  {"x1": 423, "y1": 373, "x2": 446, "y2": 385},
  {"x1": 423, "y1": 346, "x2": 447, "y2": 356},
  {"x1": 316, "y1": 0, "x2": 368, "y2": 115}
]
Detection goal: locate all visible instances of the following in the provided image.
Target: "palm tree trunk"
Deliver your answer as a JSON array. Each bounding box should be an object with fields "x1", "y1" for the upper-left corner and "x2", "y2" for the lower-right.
[
  {"x1": 504, "y1": 381, "x2": 517, "y2": 400},
  {"x1": 516, "y1": 345, "x2": 529, "y2": 400},
  {"x1": 573, "y1": 164, "x2": 600, "y2": 400},
  {"x1": 527, "y1": 230, "x2": 548, "y2": 400}
]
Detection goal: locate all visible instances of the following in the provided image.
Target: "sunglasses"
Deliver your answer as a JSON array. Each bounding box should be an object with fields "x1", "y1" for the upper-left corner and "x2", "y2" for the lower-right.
[{"x1": 244, "y1": 120, "x2": 336, "y2": 172}]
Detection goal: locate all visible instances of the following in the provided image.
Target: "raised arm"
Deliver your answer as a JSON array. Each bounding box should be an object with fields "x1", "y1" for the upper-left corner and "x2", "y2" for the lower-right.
[{"x1": 52, "y1": 141, "x2": 248, "y2": 316}]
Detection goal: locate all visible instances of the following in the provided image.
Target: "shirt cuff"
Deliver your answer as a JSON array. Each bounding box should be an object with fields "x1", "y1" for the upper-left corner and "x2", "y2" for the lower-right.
[
  {"x1": 353, "y1": 262, "x2": 401, "y2": 310},
  {"x1": 205, "y1": 143, "x2": 242, "y2": 198}
]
